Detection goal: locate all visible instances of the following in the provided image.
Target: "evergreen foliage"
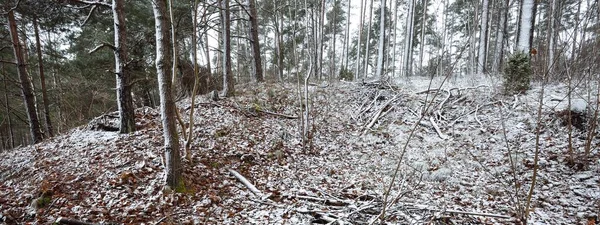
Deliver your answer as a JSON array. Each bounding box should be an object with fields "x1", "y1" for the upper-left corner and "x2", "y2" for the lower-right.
[{"x1": 503, "y1": 52, "x2": 532, "y2": 94}]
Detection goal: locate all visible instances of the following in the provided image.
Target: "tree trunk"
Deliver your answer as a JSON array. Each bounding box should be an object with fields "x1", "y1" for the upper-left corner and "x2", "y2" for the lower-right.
[
  {"x1": 151, "y1": 0, "x2": 183, "y2": 190},
  {"x1": 390, "y1": 0, "x2": 400, "y2": 77},
  {"x1": 363, "y1": 0, "x2": 374, "y2": 77},
  {"x1": 477, "y1": 0, "x2": 489, "y2": 74},
  {"x1": 220, "y1": 0, "x2": 234, "y2": 97},
  {"x1": 403, "y1": 0, "x2": 415, "y2": 76},
  {"x1": 343, "y1": 0, "x2": 351, "y2": 73},
  {"x1": 113, "y1": 0, "x2": 136, "y2": 134},
  {"x1": 248, "y1": 0, "x2": 263, "y2": 82},
  {"x1": 354, "y1": 0, "x2": 365, "y2": 80},
  {"x1": 418, "y1": 0, "x2": 428, "y2": 74},
  {"x1": 33, "y1": 16, "x2": 54, "y2": 137},
  {"x1": 516, "y1": 0, "x2": 536, "y2": 53},
  {"x1": 491, "y1": 0, "x2": 508, "y2": 73},
  {"x1": 375, "y1": 0, "x2": 386, "y2": 78},
  {"x1": 7, "y1": 10, "x2": 44, "y2": 144},
  {"x1": 547, "y1": 0, "x2": 556, "y2": 72}
]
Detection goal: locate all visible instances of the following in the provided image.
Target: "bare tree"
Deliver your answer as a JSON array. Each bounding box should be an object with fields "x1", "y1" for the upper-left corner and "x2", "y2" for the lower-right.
[{"x1": 151, "y1": 0, "x2": 183, "y2": 189}]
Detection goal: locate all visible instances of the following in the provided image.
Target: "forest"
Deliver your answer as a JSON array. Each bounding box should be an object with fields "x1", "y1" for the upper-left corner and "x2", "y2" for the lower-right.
[{"x1": 0, "y1": 0, "x2": 599, "y2": 224}]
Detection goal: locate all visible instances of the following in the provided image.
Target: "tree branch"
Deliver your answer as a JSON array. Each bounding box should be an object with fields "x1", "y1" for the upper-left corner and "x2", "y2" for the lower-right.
[
  {"x1": 80, "y1": 5, "x2": 98, "y2": 27},
  {"x1": 67, "y1": 0, "x2": 110, "y2": 7},
  {"x1": 0, "y1": 59, "x2": 17, "y2": 65},
  {"x1": 1, "y1": 0, "x2": 21, "y2": 15},
  {"x1": 88, "y1": 43, "x2": 116, "y2": 54}
]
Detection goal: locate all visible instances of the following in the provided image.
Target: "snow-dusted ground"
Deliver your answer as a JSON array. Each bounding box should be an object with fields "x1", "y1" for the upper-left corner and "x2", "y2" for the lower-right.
[{"x1": 1, "y1": 75, "x2": 599, "y2": 224}]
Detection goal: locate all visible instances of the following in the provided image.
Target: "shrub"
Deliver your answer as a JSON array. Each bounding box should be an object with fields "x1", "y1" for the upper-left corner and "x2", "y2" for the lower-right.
[
  {"x1": 339, "y1": 67, "x2": 354, "y2": 81},
  {"x1": 503, "y1": 52, "x2": 532, "y2": 95}
]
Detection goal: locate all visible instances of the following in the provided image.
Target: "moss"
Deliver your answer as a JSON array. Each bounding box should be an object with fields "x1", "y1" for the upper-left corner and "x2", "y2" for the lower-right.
[
  {"x1": 174, "y1": 180, "x2": 195, "y2": 194},
  {"x1": 214, "y1": 128, "x2": 229, "y2": 138},
  {"x1": 36, "y1": 195, "x2": 52, "y2": 208}
]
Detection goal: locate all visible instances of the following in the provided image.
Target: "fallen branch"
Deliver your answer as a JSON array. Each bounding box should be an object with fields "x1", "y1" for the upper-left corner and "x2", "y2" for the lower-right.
[
  {"x1": 229, "y1": 169, "x2": 263, "y2": 197},
  {"x1": 284, "y1": 194, "x2": 351, "y2": 207},
  {"x1": 403, "y1": 203, "x2": 511, "y2": 219},
  {"x1": 362, "y1": 95, "x2": 398, "y2": 135},
  {"x1": 55, "y1": 217, "x2": 97, "y2": 225},
  {"x1": 429, "y1": 117, "x2": 449, "y2": 139},
  {"x1": 258, "y1": 109, "x2": 298, "y2": 119}
]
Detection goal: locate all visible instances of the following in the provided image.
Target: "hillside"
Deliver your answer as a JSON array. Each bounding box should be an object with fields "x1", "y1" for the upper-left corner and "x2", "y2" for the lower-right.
[{"x1": 1, "y1": 76, "x2": 599, "y2": 225}]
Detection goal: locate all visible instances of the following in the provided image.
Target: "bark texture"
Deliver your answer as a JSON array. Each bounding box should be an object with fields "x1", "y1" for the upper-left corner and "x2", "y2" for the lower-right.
[
  {"x1": 151, "y1": 0, "x2": 182, "y2": 189},
  {"x1": 113, "y1": 0, "x2": 136, "y2": 134}
]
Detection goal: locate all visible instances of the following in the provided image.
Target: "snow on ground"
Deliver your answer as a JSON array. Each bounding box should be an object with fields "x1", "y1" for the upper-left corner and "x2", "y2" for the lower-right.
[{"x1": 1, "y1": 75, "x2": 599, "y2": 224}]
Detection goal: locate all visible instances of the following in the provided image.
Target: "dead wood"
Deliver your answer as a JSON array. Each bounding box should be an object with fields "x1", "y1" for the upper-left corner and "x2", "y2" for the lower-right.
[{"x1": 55, "y1": 217, "x2": 97, "y2": 225}]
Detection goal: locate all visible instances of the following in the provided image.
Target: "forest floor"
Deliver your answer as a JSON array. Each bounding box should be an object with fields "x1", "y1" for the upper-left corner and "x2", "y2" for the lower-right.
[{"x1": 1, "y1": 75, "x2": 600, "y2": 225}]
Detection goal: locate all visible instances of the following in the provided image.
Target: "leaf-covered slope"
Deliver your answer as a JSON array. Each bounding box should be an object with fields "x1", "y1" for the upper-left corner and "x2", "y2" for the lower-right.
[{"x1": 1, "y1": 79, "x2": 599, "y2": 225}]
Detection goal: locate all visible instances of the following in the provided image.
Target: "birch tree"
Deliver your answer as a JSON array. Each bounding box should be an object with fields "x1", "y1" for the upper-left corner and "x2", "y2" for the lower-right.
[
  {"x1": 151, "y1": 0, "x2": 183, "y2": 189},
  {"x1": 516, "y1": 0, "x2": 537, "y2": 53},
  {"x1": 476, "y1": 0, "x2": 489, "y2": 74}
]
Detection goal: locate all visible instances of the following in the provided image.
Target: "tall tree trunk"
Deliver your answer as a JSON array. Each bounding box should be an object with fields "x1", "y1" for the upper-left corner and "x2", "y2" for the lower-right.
[
  {"x1": 418, "y1": 0, "x2": 428, "y2": 73},
  {"x1": 375, "y1": 0, "x2": 386, "y2": 78},
  {"x1": 113, "y1": 0, "x2": 136, "y2": 134},
  {"x1": 363, "y1": 0, "x2": 374, "y2": 78},
  {"x1": 477, "y1": 0, "x2": 489, "y2": 74},
  {"x1": 354, "y1": 0, "x2": 366, "y2": 80},
  {"x1": 7, "y1": 10, "x2": 44, "y2": 144},
  {"x1": 220, "y1": 0, "x2": 234, "y2": 97},
  {"x1": 248, "y1": 0, "x2": 264, "y2": 82},
  {"x1": 492, "y1": 0, "x2": 508, "y2": 73},
  {"x1": 390, "y1": 0, "x2": 400, "y2": 77},
  {"x1": 33, "y1": 16, "x2": 53, "y2": 137},
  {"x1": 403, "y1": 0, "x2": 415, "y2": 76},
  {"x1": 343, "y1": 0, "x2": 351, "y2": 73},
  {"x1": 516, "y1": 0, "x2": 536, "y2": 53},
  {"x1": 547, "y1": 0, "x2": 556, "y2": 72},
  {"x1": 151, "y1": 0, "x2": 183, "y2": 190}
]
